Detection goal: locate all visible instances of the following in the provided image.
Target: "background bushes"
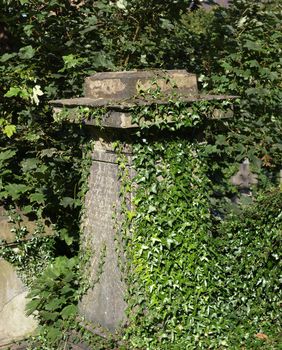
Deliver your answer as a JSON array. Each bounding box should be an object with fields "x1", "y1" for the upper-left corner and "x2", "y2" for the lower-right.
[{"x1": 0, "y1": 0, "x2": 281, "y2": 348}]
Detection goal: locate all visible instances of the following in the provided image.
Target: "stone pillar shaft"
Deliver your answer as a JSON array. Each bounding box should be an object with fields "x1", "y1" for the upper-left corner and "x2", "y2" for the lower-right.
[{"x1": 79, "y1": 135, "x2": 131, "y2": 330}]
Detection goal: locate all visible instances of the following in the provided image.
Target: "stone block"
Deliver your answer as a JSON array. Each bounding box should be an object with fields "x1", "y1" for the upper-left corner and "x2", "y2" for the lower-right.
[
  {"x1": 84, "y1": 70, "x2": 198, "y2": 100},
  {"x1": 0, "y1": 259, "x2": 37, "y2": 346}
]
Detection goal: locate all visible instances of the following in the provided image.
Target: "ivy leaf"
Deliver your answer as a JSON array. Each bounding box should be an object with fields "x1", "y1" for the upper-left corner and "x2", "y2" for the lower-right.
[
  {"x1": 116, "y1": 0, "x2": 127, "y2": 10},
  {"x1": 5, "y1": 87, "x2": 21, "y2": 97},
  {"x1": 237, "y1": 16, "x2": 247, "y2": 28}
]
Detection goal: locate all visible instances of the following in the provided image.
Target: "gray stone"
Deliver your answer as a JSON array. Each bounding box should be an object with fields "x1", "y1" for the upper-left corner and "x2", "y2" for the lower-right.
[
  {"x1": 50, "y1": 93, "x2": 235, "y2": 129},
  {"x1": 0, "y1": 208, "x2": 51, "y2": 346},
  {"x1": 231, "y1": 158, "x2": 258, "y2": 190},
  {"x1": 78, "y1": 131, "x2": 131, "y2": 331},
  {"x1": 0, "y1": 259, "x2": 37, "y2": 347},
  {"x1": 49, "y1": 70, "x2": 236, "y2": 129},
  {"x1": 84, "y1": 70, "x2": 198, "y2": 100}
]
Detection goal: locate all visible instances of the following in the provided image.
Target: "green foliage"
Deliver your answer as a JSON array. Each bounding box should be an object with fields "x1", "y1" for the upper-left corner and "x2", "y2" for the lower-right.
[
  {"x1": 0, "y1": 209, "x2": 54, "y2": 284},
  {"x1": 121, "y1": 132, "x2": 281, "y2": 348},
  {"x1": 213, "y1": 190, "x2": 282, "y2": 349},
  {"x1": 0, "y1": 0, "x2": 205, "y2": 247},
  {"x1": 126, "y1": 138, "x2": 215, "y2": 348},
  {"x1": 26, "y1": 256, "x2": 82, "y2": 348},
  {"x1": 201, "y1": 0, "x2": 282, "y2": 213},
  {"x1": 25, "y1": 254, "x2": 122, "y2": 349},
  {"x1": 0, "y1": 0, "x2": 281, "y2": 348}
]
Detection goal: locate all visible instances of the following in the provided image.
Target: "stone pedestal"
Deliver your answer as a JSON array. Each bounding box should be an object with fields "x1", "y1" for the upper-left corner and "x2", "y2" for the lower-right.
[{"x1": 50, "y1": 69, "x2": 235, "y2": 331}]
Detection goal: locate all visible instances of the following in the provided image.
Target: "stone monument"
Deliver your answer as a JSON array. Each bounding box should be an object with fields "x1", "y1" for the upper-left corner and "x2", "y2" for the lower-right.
[{"x1": 50, "y1": 70, "x2": 235, "y2": 331}]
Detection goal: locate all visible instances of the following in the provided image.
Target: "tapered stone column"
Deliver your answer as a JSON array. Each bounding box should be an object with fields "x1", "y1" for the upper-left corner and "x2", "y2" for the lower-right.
[
  {"x1": 50, "y1": 70, "x2": 235, "y2": 331},
  {"x1": 78, "y1": 130, "x2": 132, "y2": 331}
]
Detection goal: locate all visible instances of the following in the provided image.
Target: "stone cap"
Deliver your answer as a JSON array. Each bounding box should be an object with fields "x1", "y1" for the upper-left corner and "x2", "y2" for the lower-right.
[
  {"x1": 50, "y1": 94, "x2": 236, "y2": 111},
  {"x1": 49, "y1": 69, "x2": 238, "y2": 128},
  {"x1": 84, "y1": 70, "x2": 198, "y2": 100}
]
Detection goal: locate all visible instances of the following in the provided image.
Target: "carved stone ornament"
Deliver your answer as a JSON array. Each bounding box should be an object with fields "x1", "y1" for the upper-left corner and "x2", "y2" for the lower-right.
[{"x1": 231, "y1": 158, "x2": 258, "y2": 191}]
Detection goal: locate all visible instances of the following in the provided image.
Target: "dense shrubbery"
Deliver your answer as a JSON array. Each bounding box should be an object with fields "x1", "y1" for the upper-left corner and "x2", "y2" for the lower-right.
[
  {"x1": 200, "y1": 0, "x2": 282, "y2": 215},
  {"x1": 0, "y1": 0, "x2": 281, "y2": 348},
  {"x1": 122, "y1": 110, "x2": 281, "y2": 348}
]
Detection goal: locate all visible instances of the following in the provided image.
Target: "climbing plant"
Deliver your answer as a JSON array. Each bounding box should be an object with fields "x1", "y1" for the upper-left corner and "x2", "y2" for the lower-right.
[
  {"x1": 0, "y1": 0, "x2": 281, "y2": 348},
  {"x1": 118, "y1": 103, "x2": 282, "y2": 349}
]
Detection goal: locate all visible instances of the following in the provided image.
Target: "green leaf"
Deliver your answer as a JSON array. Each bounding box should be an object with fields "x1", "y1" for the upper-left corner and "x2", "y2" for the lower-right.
[
  {"x1": 22, "y1": 205, "x2": 33, "y2": 214},
  {"x1": 0, "y1": 149, "x2": 17, "y2": 162},
  {"x1": 29, "y1": 192, "x2": 46, "y2": 204},
  {"x1": 21, "y1": 158, "x2": 39, "y2": 171},
  {"x1": 3, "y1": 124, "x2": 17, "y2": 137},
  {"x1": 26, "y1": 299, "x2": 41, "y2": 315},
  {"x1": 45, "y1": 298, "x2": 65, "y2": 311},
  {"x1": 60, "y1": 285, "x2": 73, "y2": 295},
  {"x1": 60, "y1": 197, "x2": 75, "y2": 208},
  {"x1": 61, "y1": 304, "x2": 77, "y2": 319},
  {"x1": 4, "y1": 87, "x2": 21, "y2": 97},
  {"x1": 0, "y1": 52, "x2": 17, "y2": 62},
  {"x1": 19, "y1": 45, "x2": 35, "y2": 59},
  {"x1": 4, "y1": 183, "x2": 29, "y2": 200},
  {"x1": 59, "y1": 228, "x2": 74, "y2": 246},
  {"x1": 46, "y1": 326, "x2": 61, "y2": 341}
]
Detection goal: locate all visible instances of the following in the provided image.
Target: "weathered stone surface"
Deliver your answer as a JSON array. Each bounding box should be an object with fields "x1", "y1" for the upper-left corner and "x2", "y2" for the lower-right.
[
  {"x1": 50, "y1": 95, "x2": 235, "y2": 129},
  {"x1": 84, "y1": 70, "x2": 198, "y2": 100},
  {"x1": 231, "y1": 158, "x2": 258, "y2": 190},
  {"x1": 79, "y1": 137, "x2": 130, "y2": 331},
  {"x1": 0, "y1": 260, "x2": 37, "y2": 346},
  {"x1": 50, "y1": 94, "x2": 236, "y2": 110}
]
